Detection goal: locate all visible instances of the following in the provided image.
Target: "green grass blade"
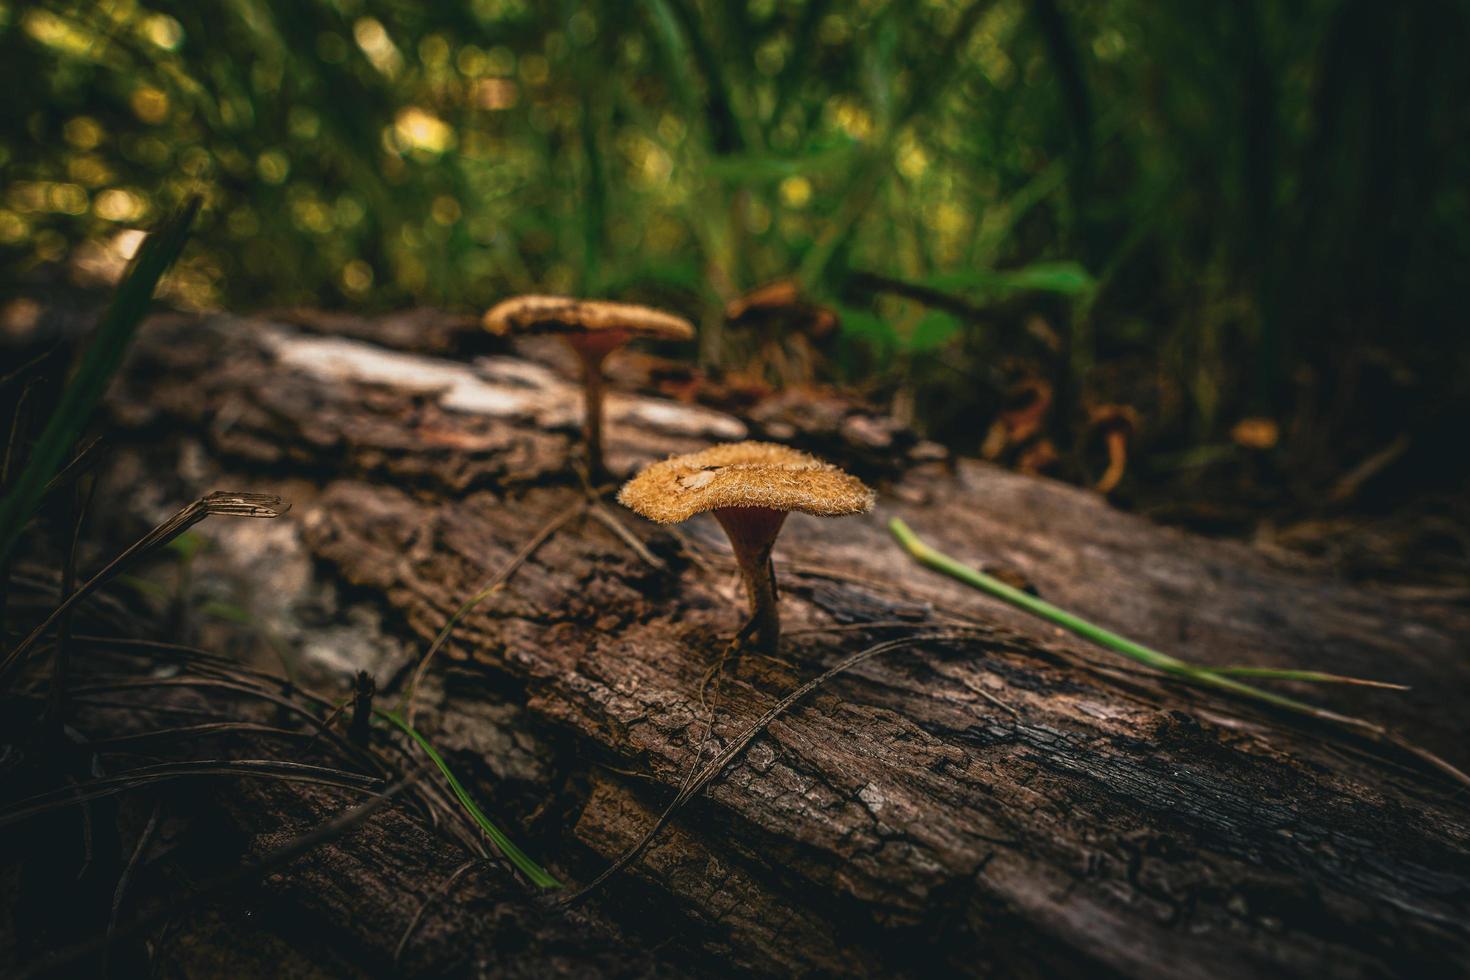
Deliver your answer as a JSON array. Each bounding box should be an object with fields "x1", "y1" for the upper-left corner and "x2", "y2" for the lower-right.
[
  {"x1": 658, "y1": 0, "x2": 748, "y2": 153},
  {"x1": 885, "y1": 518, "x2": 1470, "y2": 787},
  {"x1": 0, "y1": 197, "x2": 200, "y2": 564},
  {"x1": 765, "y1": 0, "x2": 832, "y2": 134},
  {"x1": 376, "y1": 709, "x2": 561, "y2": 889},
  {"x1": 639, "y1": 0, "x2": 697, "y2": 113},
  {"x1": 925, "y1": 261, "x2": 1096, "y2": 297},
  {"x1": 1209, "y1": 666, "x2": 1408, "y2": 690},
  {"x1": 886, "y1": 518, "x2": 1399, "y2": 716}
]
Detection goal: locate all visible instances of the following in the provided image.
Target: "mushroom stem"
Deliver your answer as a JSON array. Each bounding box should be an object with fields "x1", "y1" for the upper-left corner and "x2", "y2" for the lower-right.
[
  {"x1": 713, "y1": 507, "x2": 788, "y2": 653},
  {"x1": 1096, "y1": 429, "x2": 1128, "y2": 494},
  {"x1": 566, "y1": 332, "x2": 626, "y2": 483},
  {"x1": 580, "y1": 349, "x2": 608, "y2": 481},
  {"x1": 740, "y1": 553, "x2": 781, "y2": 654}
]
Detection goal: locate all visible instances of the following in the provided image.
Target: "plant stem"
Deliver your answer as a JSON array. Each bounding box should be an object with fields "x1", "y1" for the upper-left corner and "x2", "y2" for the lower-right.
[
  {"x1": 583, "y1": 354, "x2": 606, "y2": 481},
  {"x1": 0, "y1": 198, "x2": 198, "y2": 565},
  {"x1": 376, "y1": 709, "x2": 560, "y2": 889},
  {"x1": 887, "y1": 518, "x2": 1369, "y2": 716},
  {"x1": 567, "y1": 339, "x2": 617, "y2": 483},
  {"x1": 890, "y1": 518, "x2": 1470, "y2": 787}
]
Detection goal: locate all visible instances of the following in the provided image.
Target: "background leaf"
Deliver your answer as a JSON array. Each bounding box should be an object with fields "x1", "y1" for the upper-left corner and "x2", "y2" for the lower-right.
[{"x1": 0, "y1": 198, "x2": 199, "y2": 564}]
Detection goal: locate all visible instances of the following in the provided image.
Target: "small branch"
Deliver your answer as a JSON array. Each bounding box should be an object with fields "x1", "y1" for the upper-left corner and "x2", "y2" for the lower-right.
[
  {"x1": 67, "y1": 674, "x2": 378, "y2": 774},
  {"x1": 40, "y1": 436, "x2": 105, "y2": 502},
  {"x1": 588, "y1": 500, "x2": 665, "y2": 569},
  {"x1": 565, "y1": 630, "x2": 981, "y2": 904},
  {"x1": 399, "y1": 500, "x2": 581, "y2": 726},
  {"x1": 393, "y1": 859, "x2": 482, "y2": 965},
  {"x1": 0, "y1": 759, "x2": 383, "y2": 828},
  {"x1": 104, "y1": 799, "x2": 162, "y2": 976},
  {"x1": 959, "y1": 675, "x2": 1020, "y2": 718}
]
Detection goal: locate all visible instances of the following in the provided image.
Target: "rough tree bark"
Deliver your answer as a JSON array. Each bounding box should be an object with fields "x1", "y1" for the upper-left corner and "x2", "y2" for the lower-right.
[{"x1": 90, "y1": 311, "x2": 1470, "y2": 978}]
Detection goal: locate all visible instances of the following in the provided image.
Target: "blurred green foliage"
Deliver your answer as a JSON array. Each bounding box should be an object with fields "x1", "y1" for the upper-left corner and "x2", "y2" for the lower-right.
[{"x1": 2, "y1": 0, "x2": 1468, "y2": 475}]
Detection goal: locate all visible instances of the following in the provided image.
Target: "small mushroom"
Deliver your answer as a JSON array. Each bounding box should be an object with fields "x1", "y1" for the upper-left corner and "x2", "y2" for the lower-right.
[
  {"x1": 1085, "y1": 404, "x2": 1139, "y2": 494},
  {"x1": 1230, "y1": 416, "x2": 1279, "y2": 451},
  {"x1": 981, "y1": 377, "x2": 1053, "y2": 461},
  {"x1": 724, "y1": 279, "x2": 839, "y2": 387},
  {"x1": 618, "y1": 441, "x2": 874, "y2": 653},
  {"x1": 483, "y1": 295, "x2": 695, "y2": 480}
]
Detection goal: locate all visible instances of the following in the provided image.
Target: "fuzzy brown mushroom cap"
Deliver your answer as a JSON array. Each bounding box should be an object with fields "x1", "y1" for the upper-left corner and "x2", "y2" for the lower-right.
[
  {"x1": 482, "y1": 295, "x2": 695, "y2": 342},
  {"x1": 617, "y1": 441, "x2": 875, "y2": 525}
]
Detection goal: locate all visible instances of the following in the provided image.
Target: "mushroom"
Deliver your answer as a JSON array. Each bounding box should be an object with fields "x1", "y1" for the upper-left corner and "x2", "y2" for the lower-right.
[
  {"x1": 1230, "y1": 416, "x2": 1279, "y2": 451},
  {"x1": 483, "y1": 295, "x2": 696, "y2": 480},
  {"x1": 1085, "y1": 404, "x2": 1139, "y2": 494},
  {"x1": 618, "y1": 441, "x2": 874, "y2": 653},
  {"x1": 981, "y1": 377, "x2": 1053, "y2": 461},
  {"x1": 723, "y1": 279, "x2": 839, "y2": 387}
]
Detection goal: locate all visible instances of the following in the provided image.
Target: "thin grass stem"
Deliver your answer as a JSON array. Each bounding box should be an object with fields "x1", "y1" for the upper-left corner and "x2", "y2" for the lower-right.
[
  {"x1": 376, "y1": 709, "x2": 559, "y2": 889},
  {"x1": 888, "y1": 518, "x2": 1468, "y2": 786}
]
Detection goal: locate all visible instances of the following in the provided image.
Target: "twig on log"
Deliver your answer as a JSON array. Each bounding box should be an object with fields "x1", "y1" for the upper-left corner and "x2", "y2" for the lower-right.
[
  {"x1": 0, "y1": 759, "x2": 384, "y2": 828},
  {"x1": 393, "y1": 858, "x2": 483, "y2": 964},
  {"x1": 349, "y1": 670, "x2": 376, "y2": 746},
  {"x1": 565, "y1": 630, "x2": 983, "y2": 903},
  {"x1": 400, "y1": 500, "x2": 582, "y2": 726},
  {"x1": 588, "y1": 499, "x2": 664, "y2": 569},
  {"x1": 103, "y1": 799, "x2": 162, "y2": 975}
]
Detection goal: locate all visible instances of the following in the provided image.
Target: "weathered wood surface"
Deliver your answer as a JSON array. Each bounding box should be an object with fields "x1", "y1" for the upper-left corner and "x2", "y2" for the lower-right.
[{"x1": 98, "y1": 311, "x2": 1470, "y2": 978}]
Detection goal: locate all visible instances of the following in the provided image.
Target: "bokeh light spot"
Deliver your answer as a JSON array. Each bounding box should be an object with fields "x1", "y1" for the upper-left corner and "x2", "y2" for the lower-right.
[
  {"x1": 142, "y1": 14, "x2": 184, "y2": 51},
  {"x1": 431, "y1": 196, "x2": 462, "y2": 225},
  {"x1": 354, "y1": 18, "x2": 403, "y2": 76},
  {"x1": 63, "y1": 117, "x2": 104, "y2": 150},
  {"x1": 256, "y1": 150, "x2": 290, "y2": 184},
  {"x1": 95, "y1": 188, "x2": 146, "y2": 222},
  {"x1": 131, "y1": 87, "x2": 170, "y2": 125},
  {"x1": 779, "y1": 176, "x2": 812, "y2": 209},
  {"x1": 394, "y1": 108, "x2": 455, "y2": 153},
  {"x1": 342, "y1": 259, "x2": 374, "y2": 293}
]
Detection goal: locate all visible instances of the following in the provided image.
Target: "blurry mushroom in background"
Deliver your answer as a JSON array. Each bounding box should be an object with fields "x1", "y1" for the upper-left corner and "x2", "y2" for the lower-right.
[
  {"x1": 1230, "y1": 416, "x2": 1280, "y2": 451},
  {"x1": 483, "y1": 296, "x2": 696, "y2": 480},
  {"x1": 1015, "y1": 437, "x2": 1060, "y2": 477},
  {"x1": 980, "y1": 377, "x2": 1053, "y2": 461},
  {"x1": 618, "y1": 441, "x2": 874, "y2": 653},
  {"x1": 1084, "y1": 404, "x2": 1139, "y2": 494},
  {"x1": 724, "y1": 279, "x2": 839, "y2": 387}
]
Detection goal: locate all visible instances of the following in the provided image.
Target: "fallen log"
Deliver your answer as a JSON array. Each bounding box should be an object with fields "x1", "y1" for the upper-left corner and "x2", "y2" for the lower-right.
[{"x1": 87, "y1": 311, "x2": 1470, "y2": 977}]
